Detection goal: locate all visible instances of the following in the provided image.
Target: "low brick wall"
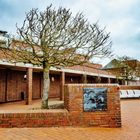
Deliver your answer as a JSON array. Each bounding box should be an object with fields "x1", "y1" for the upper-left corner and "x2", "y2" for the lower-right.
[
  {"x1": 0, "y1": 84, "x2": 121, "y2": 128},
  {"x1": 65, "y1": 84, "x2": 121, "y2": 127},
  {"x1": 120, "y1": 85, "x2": 140, "y2": 90},
  {"x1": 0, "y1": 110, "x2": 70, "y2": 128}
]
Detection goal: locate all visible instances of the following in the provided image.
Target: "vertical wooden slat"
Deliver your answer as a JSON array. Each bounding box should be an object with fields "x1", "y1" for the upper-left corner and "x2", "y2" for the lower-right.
[
  {"x1": 82, "y1": 74, "x2": 87, "y2": 83},
  {"x1": 40, "y1": 72, "x2": 42, "y2": 98},
  {"x1": 0, "y1": 69, "x2": 6, "y2": 102},
  {"x1": 32, "y1": 73, "x2": 41, "y2": 99},
  {"x1": 108, "y1": 78, "x2": 111, "y2": 84},
  {"x1": 5, "y1": 69, "x2": 8, "y2": 102}
]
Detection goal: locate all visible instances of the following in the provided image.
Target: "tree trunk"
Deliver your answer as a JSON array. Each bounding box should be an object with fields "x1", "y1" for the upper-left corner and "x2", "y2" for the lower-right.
[{"x1": 41, "y1": 65, "x2": 50, "y2": 109}]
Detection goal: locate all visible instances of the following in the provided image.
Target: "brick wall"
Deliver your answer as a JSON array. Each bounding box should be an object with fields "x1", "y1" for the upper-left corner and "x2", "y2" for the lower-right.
[
  {"x1": 0, "y1": 110, "x2": 70, "y2": 128},
  {"x1": 64, "y1": 84, "x2": 121, "y2": 127},
  {"x1": 0, "y1": 84, "x2": 121, "y2": 128},
  {"x1": 66, "y1": 65, "x2": 114, "y2": 76},
  {"x1": 120, "y1": 85, "x2": 140, "y2": 90}
]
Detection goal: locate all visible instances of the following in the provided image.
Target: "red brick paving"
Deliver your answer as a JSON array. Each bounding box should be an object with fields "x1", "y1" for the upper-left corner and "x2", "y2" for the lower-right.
[
  {"x1": 0, "y1": 100, "x2": 140, "y2": 140},
  {"x1": 0, "y1": 99, "x2": 63, "y2": 110}
]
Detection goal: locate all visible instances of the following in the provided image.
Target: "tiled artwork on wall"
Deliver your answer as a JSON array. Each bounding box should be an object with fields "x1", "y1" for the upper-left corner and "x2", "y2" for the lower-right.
[{"x1": 84, "y1": 88, "x2": 107, "y2": 111}]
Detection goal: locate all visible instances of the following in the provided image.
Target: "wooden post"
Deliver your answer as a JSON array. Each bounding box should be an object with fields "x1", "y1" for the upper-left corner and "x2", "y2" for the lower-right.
[
  {"x1": 82, "y1": 74, "x2": 87, "y2": 83},
  {"x1": 60, "y1": 71, "x2": 65, "y2": 101},
  {"x1": 108, "y1": 78, "x2": 111, "y2": 84},
  {"x1": 95, "y1": 76, "x2": 101, "y2": 83},
  {"x1": 26, "y1": 68, "x2": 33, "y2": 105}
]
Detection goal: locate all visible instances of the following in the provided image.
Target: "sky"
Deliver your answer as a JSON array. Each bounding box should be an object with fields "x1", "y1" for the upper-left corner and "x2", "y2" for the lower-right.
[{"x1": 0, "y1": 0, "x2": 140, "y2": 66}]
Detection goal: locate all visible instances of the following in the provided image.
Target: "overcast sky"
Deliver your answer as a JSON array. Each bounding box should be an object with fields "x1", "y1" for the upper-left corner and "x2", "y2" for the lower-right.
[{"x1": 0, "y1": 0, "x2": 140, "y2": 65}]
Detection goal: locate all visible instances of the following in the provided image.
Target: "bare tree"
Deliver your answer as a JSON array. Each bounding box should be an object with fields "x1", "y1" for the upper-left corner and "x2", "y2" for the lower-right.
[
  {"x1": 0, "y1": 5, "x2": 112, "y2": 108},
  {"x1": 112, "y1": 56, "x2": 140, "y2": 85}
]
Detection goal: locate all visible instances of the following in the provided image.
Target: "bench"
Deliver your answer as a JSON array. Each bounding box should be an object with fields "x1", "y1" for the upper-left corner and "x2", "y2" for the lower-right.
[{"x1": 120, "y1": 90, "x2": 140, "y2": 99}]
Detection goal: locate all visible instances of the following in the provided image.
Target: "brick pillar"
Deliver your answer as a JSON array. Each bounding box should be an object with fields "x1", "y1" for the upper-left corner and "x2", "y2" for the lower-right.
[
  {"x1": 60, "y1": 71, "x2": 65, "y2": 101},
  {"x1": 82, "y1": 74, "x2": 87, "y2": 83},
  {"x1": 26, "y1": 68, "x2": 33, "y2": 105}
]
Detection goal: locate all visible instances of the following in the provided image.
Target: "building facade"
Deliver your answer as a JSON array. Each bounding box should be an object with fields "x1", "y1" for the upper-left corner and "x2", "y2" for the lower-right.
[
  {"x1": 0, "y1": 30, "x2": 122, "y2": 104},
  {"x1": 103, "y1": 59, "x2": 140, "y2": 85},
  {"x1": 0, "y1": 61, "x2": 120, "y2": 103}
]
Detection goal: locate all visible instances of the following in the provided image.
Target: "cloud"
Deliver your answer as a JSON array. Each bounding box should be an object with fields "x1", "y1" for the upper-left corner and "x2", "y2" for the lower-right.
[
  {"x1": 113, "y1": 44, "x2": 140, "y2": 59},
  {"x1": 0, "y1": 0, "x2": 139, "y2": 65},
  {"x1": 107, "y1": 0, "x2": 136, "y2": 10}
]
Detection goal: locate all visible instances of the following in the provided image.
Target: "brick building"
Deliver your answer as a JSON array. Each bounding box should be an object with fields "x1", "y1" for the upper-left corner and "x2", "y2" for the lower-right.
[
  {"x1": 103, "y1": 59, "x2": 140, "y2": 85},
  {"x1": 0, "y1": 30, "x2": 122, "y2": 104},
  {"x1": 0, "y1": 60, "x2": 121, "y2": 103}
]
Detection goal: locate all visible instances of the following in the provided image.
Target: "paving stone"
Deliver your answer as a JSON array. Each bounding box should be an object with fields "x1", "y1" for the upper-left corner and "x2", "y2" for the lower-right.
[{"x1": 0, "y1": 100, "x2": 139, "y2": 140}]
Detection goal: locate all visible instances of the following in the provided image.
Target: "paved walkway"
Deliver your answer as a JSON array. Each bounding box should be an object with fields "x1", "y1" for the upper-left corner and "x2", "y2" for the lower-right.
[
  {"x1": 0, "y1": 100, "x2": 140, "y2": 140},
  {"x1": 0, "y1": 99, "x2": 63, "y2": 110}
]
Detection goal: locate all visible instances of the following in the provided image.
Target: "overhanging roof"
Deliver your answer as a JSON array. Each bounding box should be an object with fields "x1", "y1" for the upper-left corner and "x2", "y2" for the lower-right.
[{"x1": 0, "y1": 60, "x2": 116, "y2": 78}]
